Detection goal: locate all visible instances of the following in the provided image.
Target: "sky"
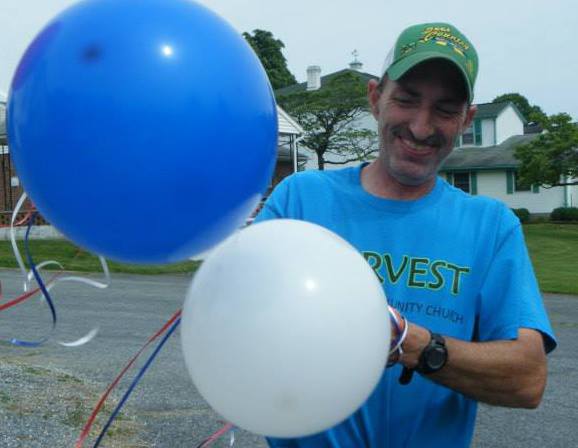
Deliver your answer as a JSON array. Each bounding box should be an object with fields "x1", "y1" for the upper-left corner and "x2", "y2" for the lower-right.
[{"x1": 1, "y1": 0, "x2": 577, "y2": 119}]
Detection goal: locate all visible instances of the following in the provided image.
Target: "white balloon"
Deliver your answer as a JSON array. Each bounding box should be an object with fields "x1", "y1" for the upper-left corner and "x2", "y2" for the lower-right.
[{"x1": 181, "y1": 219, "x2": 390, "y2": 438}]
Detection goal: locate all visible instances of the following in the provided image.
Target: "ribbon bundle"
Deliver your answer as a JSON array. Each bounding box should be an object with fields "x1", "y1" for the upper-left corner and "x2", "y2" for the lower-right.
[{"x1": 1, "y1": 193, "x2": 235, "y2": 447}]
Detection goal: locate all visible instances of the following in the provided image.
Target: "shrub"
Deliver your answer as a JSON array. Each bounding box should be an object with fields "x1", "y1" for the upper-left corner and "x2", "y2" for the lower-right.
[
  {"x1": 512, "y1": 208, "x2": 530, "y2": 223},
  {"x1": 550, "y1": 207, "x2": 578, "y2": 222}
]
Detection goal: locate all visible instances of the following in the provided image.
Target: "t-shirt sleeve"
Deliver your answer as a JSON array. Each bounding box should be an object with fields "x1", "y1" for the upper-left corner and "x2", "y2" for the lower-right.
[
  {"x1": 477, "y1": 210, "x2": 557, "y2": 353},
  {"x1": 254, "y1": 175, "x2": 295, "y2": 223}
]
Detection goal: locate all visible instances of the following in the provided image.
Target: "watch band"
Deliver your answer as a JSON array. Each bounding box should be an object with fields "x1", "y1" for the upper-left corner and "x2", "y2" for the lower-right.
[{"x1": 416, "y1": 331, "x2": 448, "y2": 375}]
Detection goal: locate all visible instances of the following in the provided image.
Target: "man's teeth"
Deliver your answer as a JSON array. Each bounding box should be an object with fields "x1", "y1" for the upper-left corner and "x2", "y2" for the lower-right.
[{"x1": 401, "y1": 138, "x2": 432, "y2": 151}]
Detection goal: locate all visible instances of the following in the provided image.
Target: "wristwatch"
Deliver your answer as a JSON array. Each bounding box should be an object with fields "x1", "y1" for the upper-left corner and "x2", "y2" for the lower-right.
[{"x1": 416, "y1": 331, "x2": 448, "y2": 374}]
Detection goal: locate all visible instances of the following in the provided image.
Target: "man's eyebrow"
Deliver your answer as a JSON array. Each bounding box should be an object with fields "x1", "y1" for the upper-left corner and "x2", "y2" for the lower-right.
[
  {"x1": 395, "y1": 83, "x2": 420, "y2": 97},
  {"x1": 438, "y1": 97, "x2": 464, "y2": 106}
]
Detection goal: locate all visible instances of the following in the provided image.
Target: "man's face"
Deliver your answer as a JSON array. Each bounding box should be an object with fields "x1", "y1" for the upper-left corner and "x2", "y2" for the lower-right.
[{"x1": 368, "y1": 59, "x2": 476, "y2": 187}]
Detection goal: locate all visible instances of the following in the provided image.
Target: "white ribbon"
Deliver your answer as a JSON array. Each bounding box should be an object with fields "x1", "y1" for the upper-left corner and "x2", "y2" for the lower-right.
[{"x1": 10, "y1": 193, "x2": 110, "y2": 346}]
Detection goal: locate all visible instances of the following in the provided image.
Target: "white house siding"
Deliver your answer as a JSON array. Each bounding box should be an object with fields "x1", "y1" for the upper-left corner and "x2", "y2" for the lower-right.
[
  {"x1": 495, "y1": 105, "x2": 524, "y2": 145},
  {"x1": 278, "y1": 114, "x2": 297, "y2": 135},
  {"x1": 477, "y1": 170, "x2": 565, "y2": 214},
  {"x1": 277, "y1": 106, "x2": 304, "y2": 135},
  {"x1": 481, "y1": 118, "x2": 495, "y2": 147}
]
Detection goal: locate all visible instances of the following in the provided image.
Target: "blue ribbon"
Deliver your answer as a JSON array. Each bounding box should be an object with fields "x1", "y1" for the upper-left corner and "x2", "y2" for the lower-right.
[
  {"x1": 10, "y1": 213, "x2": 57, "y2": 347},
  {"x1": 92, "y1": 317, "x2": 182, "y2": 447}
]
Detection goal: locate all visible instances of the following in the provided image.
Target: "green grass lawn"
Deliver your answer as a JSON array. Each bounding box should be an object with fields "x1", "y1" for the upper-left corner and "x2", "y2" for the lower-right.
[
  {"x1": 0, "y1": 223, "x2": 576, "y2": 294},
  {"x1": 523, "y1": 223, "x2": 578, "y2": 295},
  {"x1": 0, "y1": 239, "x2": 200, "y2": 275}
]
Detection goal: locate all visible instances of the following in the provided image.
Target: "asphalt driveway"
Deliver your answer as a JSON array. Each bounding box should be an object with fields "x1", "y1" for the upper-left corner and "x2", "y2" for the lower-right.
[{"x1": 0, "y1": 270, "x2": 576, "y2": 447}]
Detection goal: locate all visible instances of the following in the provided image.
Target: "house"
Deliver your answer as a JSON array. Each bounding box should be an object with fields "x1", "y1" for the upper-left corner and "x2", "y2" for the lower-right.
[
  {"x1": 440, "y1": 102, "x2": 578, "y2": 214},
  {"x1": 273, "y1": 105, "x2": 307, "y2": 188},
  {"x1": 278, "y1": 60, "x2": 576, "y2": 214},
  {"x1": 275, "y1": 59, "x2": 379, "y2": 170}
]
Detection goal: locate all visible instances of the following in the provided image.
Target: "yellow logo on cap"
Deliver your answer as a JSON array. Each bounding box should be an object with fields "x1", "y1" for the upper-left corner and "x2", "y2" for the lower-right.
[{"x1": 420, "y1": 26, "x2": 470, "y2": 54}]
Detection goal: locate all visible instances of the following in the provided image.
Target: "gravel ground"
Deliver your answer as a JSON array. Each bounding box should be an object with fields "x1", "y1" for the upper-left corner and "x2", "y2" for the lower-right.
[
  {"x1": 0, "y1": 357, "x2": 146, "y2": 447},
  {"x1": 0, "y1": 270, "x2": 576, "y2": 447}
]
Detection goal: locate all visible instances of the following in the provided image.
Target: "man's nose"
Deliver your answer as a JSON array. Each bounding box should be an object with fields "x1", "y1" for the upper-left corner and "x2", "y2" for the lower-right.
[{"x1": 408, "y1": 107, "x2": 435, "y2": 141}]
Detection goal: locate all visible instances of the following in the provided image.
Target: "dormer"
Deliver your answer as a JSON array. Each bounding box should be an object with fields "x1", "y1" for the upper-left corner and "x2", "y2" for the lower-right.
[{"x1": 457, "y1": 101, "x2": 526, "y2": 148}]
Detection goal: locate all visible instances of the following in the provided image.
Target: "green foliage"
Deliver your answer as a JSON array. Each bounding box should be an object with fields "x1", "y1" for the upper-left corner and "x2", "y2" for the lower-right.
[
  {"x1": 492, "y1": 93, "x2": 547, "y2": 125},
  {"x1": 277, "y1": 71, "x2": 378, "y2": 170},
  {"x1": 243, "y1": 29, "x2": 296, "y2": 90},
  {"x1": 512, "y1": 208, "x2": 530, "y2": 223},
  {"x1": 551, "y1": 207, "x2": 578, "y2": 222},
  {"x1": 515, "y1": 113, "x2": 578, "y2": 187}
]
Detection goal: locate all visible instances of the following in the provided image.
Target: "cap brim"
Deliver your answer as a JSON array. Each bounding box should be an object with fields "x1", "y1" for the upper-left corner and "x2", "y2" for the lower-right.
[{"x1": 387, "y1": 52, "x2": 473, "y2": 102}]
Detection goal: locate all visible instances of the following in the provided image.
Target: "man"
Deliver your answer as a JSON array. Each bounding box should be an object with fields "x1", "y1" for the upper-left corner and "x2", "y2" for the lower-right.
[{"x1": 256, "y1": 23, "x2": 556, "y2": 447}]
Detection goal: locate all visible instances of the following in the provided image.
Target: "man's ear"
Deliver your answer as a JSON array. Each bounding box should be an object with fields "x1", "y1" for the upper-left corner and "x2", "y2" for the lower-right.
[
  {"x1": 463, "y1": 104, "x2": 477, "y2": 129},
  {"x1": 367, "y1": 79, "x2": 381, "y2": 119}
]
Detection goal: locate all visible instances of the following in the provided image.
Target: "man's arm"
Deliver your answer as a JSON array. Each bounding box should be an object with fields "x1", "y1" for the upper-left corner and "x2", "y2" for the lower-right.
[{"x1": 399, "y1": 324, "x2": 547, "y2": 409}]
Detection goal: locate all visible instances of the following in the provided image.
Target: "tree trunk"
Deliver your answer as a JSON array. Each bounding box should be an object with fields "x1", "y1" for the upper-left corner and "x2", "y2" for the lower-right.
[{"x1": 316, "y1": 152, "x2": 325, "y2": 171}]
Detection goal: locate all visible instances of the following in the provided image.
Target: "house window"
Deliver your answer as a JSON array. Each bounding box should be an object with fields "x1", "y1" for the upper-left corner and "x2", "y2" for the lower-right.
[
  {"x1": 507, "y1": 170, "x2": 539, "y2": 194},
  {"x1": 461, "y1": 125, "x2": 474, "y2": 145},
  {"x1": 453, "y1": 172, "x2": 471, "y2": 193},
  {"x1": 460, "y1": 119, "x2": 482, "y2": 146}
]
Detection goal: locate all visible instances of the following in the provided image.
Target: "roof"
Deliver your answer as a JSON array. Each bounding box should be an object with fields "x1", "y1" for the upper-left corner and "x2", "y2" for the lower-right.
[
  {"x1": 277, "y1": 105, "x2": 304, "y2": 135},
  {"x1": 473, "y1": 101, "x2": 510, "y2": 119},
  {"x1": 474, "y1": 101, "x2": 527, "y2": 123},
  {"x1": 275, "y1": 68, "x2": 379, "y2": 96},
  {"x1": 441, "y1": 134, "x2": 539, "y2": 171}
]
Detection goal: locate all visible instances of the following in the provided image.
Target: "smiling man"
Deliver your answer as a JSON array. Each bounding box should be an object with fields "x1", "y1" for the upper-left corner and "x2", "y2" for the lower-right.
[{"x1": 256, "y1": 23, "x2": 556, "y2": 448}]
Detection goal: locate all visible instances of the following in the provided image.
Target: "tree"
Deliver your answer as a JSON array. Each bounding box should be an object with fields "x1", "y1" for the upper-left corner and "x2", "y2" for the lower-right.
[
  {"x1": 277, "y1": 71, "x2": 378, "y2": 170},
  {"x1": 243, "y1": 29, "x2": 296, "y2": 90},
  {"x1": 492, "y1": 93, "x2": 547, "y2": 125},
  {"x1": 515, "y1": 113, "x2": 578, "y2": 187}
]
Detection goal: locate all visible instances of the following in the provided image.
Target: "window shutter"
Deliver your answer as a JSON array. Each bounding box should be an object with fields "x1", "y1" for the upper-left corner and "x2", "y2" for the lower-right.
[
  {"x1": 506, "y1": 170, "x2": 514, "y2": 194},
  {"x1": 470, "y1": 171, "x2": 478, "y2": 195},
  {"x1": 474, "y1": 120, "x2": 482, "y2": 146}
]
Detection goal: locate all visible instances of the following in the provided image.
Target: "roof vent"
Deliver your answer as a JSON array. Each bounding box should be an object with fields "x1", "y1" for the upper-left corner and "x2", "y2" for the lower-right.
[{"x1": 349, "y1": 49, "x2": 363, "y2": 71}]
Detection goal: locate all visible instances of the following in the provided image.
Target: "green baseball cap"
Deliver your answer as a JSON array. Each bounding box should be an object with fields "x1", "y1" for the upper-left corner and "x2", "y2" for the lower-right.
[{"x1": 382, "y1": 23, "x2": 478, "y2": 102}]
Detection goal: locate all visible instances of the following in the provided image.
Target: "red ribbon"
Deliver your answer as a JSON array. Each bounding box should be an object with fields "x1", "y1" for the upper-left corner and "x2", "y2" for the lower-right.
[{"x1": 75, "y1": 308, "x2": 183, "y2": 447}]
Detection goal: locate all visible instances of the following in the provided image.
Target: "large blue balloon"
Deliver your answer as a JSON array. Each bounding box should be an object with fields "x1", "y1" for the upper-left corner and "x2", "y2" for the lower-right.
[{"x1": 7, "y1": 0, "x2": 277, "y2": 264}]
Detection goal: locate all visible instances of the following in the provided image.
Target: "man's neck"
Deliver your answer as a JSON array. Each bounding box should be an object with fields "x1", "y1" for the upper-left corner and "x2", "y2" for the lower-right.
[{"x1": 360, "y1": 160, "x2": 436, "y2": 201}]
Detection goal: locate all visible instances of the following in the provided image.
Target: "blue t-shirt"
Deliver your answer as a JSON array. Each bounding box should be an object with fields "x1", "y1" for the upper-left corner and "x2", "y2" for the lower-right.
[{"x1": 255, "y1": 165, "x2": 556, "y2": 448}]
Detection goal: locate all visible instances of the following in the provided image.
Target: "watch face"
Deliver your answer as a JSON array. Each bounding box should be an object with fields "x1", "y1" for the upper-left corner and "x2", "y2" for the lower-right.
[{"x1": 427, "y1": 347, "x2": 447, "y2": 370}]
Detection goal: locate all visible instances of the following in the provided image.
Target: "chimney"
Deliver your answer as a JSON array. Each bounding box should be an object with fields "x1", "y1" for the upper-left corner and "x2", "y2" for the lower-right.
[{"x1": 306, "y1": 65, "x2": 322, "y2": 91}]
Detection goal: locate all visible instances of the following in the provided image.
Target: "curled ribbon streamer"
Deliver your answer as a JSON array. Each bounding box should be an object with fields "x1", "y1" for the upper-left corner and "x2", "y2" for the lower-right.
[
  {"x1": 10, "y1": 193, "x2": 33, "y2": 291},
  {"x1": 75, "y1": 309, "x2": 182, "y2": 448},
  {"x1": 91, "y1": 316, "x2": 182, "y2": 448},
  {"x1": 9, "y1": 218, "x2": 58, "y2": 347},
  {"x1": 6, "y1": 193, "x2": 109, "y2": 346}
]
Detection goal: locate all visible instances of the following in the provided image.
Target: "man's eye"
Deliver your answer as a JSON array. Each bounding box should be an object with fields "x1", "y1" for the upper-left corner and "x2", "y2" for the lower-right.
[
  {"x1": 437, "y1": 107, "x2": 460, "y2": 117},
  {"x1": 394, "y1": 97, "x2": 415, "y2": 106}
]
